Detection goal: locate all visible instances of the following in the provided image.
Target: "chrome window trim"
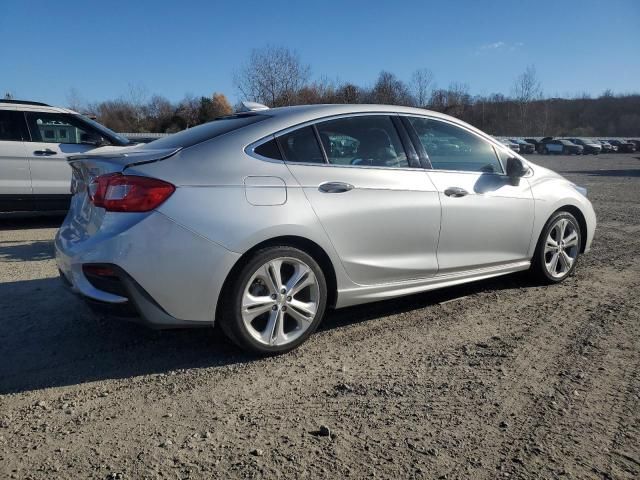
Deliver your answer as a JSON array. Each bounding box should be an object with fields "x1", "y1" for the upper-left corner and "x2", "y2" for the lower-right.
[
  {"x1": 246, "y1": 112, "x2": 421, "y2": 170},
  {"x1": 245, "y1": 134, "x2": 286, "y2": 164}
]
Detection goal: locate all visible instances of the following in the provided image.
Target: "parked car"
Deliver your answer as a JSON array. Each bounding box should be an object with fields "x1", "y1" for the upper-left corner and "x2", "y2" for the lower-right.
[
  {"x1": 56, "y1": 103, "x2": 596, "y2": 354},
  {"x1": 509, "y1": 138, "x2": 536, "y2": 154},
  {"x1": 568, "y1": 138, "x2": 602, "y2": 155},
  {"x1": 524, "y1": 138, "x2": 542, "y2": 152},
  {"x1": 497, "y1": 138, "x2": 520, "y2": 153},
  {"x1": 534, "y1": 137, "x2": 555, "y2": 154},
  {"x1": 596, "y1": 140, "x2": 615, "y2": 153},
  {"x1": 541, "y1": 139, "x2": 583, "y2": 155},
  {"x1": 626, "y1": 139, "x2": 640, "y2": 151},
  {"x1": 0, "y1": 99, "x2": 132, "y2": 212},
  {"x1": 608, "y1": 139, "x2": 636, "y2": 153},
  {"x1": 599, "y1": 140, "x2": 618, "y2": 152}
]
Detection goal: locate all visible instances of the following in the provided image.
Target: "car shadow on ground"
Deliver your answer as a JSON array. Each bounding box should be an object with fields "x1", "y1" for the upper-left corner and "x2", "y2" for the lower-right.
[
  {"x1": 0, "y1": 214, "x2": 65, "y2": 231},
  {"x1": 0, "y1": 240, "x2": 54, "y2": 261},
  {"x1": 0, "y1": 270, "x2": 534, "y2": 395}
]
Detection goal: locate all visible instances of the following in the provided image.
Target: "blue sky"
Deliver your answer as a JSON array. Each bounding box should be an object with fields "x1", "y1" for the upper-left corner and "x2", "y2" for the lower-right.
[{"x1": 1, "y1": 0, "x2": 638, "y2": 107}]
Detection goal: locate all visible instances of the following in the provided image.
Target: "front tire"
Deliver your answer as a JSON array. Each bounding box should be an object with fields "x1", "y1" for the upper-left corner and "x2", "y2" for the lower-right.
[
  {"x1": 219, "y1": 246, "x2": 327, "y2": 354},
  {"x1": 531, "y1": 211, "x2": 581, "y2": 283}
]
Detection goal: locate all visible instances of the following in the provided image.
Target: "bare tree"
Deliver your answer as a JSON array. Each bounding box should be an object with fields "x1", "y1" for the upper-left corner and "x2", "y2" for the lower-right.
[
  {"x1": 512, "y1": 65, "x2": 542, "y2": 134},
  {"x1": 370, "y1": 71, "x2": 413, "y2": 105},
  {"x1": 66, "y1": 87, "x2": 86, "y2": 112},
  {"x1": 234, "y1": 46, "x2": 311, "y2": 107},
  {"x1": 430, "y1": 82, "x2": 471, "y2": 117},
  {"x1": 177, "y1": 94, "x2": 200, "y2": 129},
  {"x1": 410, "y1": 68, "x2": 434, "y2": 107}
]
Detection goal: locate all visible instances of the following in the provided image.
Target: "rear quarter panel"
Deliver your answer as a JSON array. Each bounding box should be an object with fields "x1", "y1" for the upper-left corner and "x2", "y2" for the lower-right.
[{"x1": 129, "y1": 129, "x2": 357, "y2": 292}]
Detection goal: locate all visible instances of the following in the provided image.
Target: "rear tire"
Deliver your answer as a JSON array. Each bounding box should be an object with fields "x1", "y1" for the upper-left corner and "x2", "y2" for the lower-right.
[
  {"x1": 531, "y1": 211, "x2": 581, "y2": 284},
  {"x1": 218, "y1": 246, "x2": 327, "y2": 354}
]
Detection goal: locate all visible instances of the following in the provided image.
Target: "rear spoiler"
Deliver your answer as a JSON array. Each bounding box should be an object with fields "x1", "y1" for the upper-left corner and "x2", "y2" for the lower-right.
[{"x1": 67, "y1": 147, "x2": 182, "y2": 169}]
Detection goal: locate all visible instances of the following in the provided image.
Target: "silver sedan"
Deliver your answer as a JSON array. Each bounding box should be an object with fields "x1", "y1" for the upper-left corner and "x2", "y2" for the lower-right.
[{"x1": 55, "y1": 104, "x2": 596, "y2": 353}]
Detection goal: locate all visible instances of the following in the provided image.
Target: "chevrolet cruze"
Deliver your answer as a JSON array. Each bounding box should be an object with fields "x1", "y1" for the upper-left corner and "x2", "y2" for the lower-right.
[{"x1": 55, "y1": 104, "x2": 596, "y2": 353}]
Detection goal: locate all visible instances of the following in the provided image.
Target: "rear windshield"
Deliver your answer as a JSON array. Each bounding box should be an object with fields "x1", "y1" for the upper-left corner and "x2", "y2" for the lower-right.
[{"x1": 142, "y1": 114, "x2": 268, "y2": 150}]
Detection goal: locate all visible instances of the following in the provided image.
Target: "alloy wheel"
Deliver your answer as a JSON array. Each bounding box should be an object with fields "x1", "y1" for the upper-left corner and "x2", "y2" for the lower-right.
[
  {"x1": 241, "y1": 257, "x2": 320, "y2": 346},
  {"x1": 544, "y1": 218, "x2": 579, "y2": 278}
]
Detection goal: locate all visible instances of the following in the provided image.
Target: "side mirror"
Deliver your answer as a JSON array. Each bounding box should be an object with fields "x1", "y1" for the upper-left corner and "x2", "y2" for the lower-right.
[{"x1": 506, "y1": 156, "x2": 528, "y2": 178}]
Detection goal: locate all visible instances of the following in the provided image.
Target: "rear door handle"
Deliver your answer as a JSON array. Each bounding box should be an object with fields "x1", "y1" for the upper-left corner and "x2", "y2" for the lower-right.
[
  {"x1": 34, "y1": 149, "x2": 57, "y2": 156},
  {"x1": 319, "y1": 182, "x2": 354, "y2": 193},
  {"x1": 444, "y1": 187, "x2": 469, "y2": 198}
]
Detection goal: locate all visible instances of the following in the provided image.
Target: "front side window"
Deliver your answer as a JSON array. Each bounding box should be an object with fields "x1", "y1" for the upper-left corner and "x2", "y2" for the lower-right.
[
  {"x1": 25, "y1": 112, "x2": 106, "y2": 145},
  {"x1": 0, "y1": 110, "x2": 28, "y2": 141},
  {"x1": 408, "y1": 117, "x2": 503, "y2": 174},
  {"x1": 316, "y1": 115, "x2": 409, "y2": 168}
]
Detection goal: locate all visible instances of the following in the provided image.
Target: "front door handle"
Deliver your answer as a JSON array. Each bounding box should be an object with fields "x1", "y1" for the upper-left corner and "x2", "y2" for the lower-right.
[
  {"x1": 319, "y1": 182, "x2": 354, "y2": 193},
  {"x1": 444, "y1": 187, "x2": 469, "y2": 198},
  {"x1": 34, "y1": 149, "x2": 57, "y2": 156}
]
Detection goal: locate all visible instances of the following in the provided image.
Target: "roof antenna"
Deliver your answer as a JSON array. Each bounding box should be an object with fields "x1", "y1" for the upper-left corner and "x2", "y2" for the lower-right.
[{"x1": 237, "y1": 101, "x2": 269, "y2": 112}]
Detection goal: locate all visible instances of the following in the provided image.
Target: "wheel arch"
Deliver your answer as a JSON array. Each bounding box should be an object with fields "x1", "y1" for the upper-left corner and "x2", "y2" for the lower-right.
[
  {"x1": 215, "y1": 235, "x2": 338, "y2": 323},
  {"x1": 552, "y1": 205, "x2": 588, "y2": 253}
]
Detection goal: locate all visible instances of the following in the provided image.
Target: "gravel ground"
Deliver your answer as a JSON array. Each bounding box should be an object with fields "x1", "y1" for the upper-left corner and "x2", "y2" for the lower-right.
[{"x1": 1, "y1": 153, "x2": 639, "y2": 479}]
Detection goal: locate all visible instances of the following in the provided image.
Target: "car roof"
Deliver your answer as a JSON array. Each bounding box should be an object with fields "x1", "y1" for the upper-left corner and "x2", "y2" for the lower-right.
[
  {"x1": 264, "y1": 103, "x2": 456, "y2": 121},
  {"x1": 252, "y1": 104, "x2": 500, "y2": 143},
  {"x1": 0, "y1": 101, "x2": 78, "y2": 115}
]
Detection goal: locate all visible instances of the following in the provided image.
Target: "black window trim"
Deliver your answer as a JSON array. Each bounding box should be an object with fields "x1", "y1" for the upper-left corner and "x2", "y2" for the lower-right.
[
  {"x1": 400, "y1": 114, "x2": 507, "y2": 176},
  {"x1": 311, "y1": 124, "x2": 330, "y2": 164}
]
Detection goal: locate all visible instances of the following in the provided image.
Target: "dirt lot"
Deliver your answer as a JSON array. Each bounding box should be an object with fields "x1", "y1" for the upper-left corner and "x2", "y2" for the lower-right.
[{"x1": 1, "y1": 153, "x2": 638, "y2": 479}]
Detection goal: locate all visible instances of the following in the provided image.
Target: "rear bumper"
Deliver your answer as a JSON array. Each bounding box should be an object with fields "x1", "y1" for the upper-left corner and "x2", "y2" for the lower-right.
[
  {"x1": 55, "y1": 210, "x2": 241, "y2": 328},
  {"x1": 58, "y1": 265, "x2": 205, "y2": 329}
]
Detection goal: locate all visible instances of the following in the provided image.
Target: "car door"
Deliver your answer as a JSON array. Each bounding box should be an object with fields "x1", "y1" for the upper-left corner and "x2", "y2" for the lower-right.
[
  {"x1": 405, "y1": 115, "x2": 534, "y2": 274},
  {"x1": 272, "y1": 114, "x2": 441, "y2": 285},
  {"x1": 0, "y1": 109, "x2": 33, "y2": 211},
  {"x1": 23, "y1": 111, "x2": 100, "y2": 210},
  {"x1": 548, "y1": 140, "x2": 562, "y2": 153}
]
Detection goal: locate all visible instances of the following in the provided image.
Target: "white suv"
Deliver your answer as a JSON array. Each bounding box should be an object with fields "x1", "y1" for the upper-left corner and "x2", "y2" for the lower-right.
[{"x1": 0, "y1": 100, "x2": 133, "y2": 213}]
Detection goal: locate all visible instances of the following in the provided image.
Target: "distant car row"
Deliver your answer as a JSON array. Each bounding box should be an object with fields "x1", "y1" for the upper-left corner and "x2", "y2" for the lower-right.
[{"x1": 496, "y1": 137, "x2": 639, "y2": 155}]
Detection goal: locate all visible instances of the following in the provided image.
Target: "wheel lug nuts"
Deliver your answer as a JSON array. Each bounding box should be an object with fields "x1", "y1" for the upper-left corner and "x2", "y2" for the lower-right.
[
  {"x1": 281, "y1": 306, "x2": 287, "y2": 312},
  {"x1": 287, "y1": 296, "x2": 292, "y2": 301},
  {"x1": 271, "y1": 294, "x2": 277, "y2": 300},
  {"x1": 280, "y1": 288, "x2": 286, "y2": 294},
  {"x1": 272, "y1": 305, "x2": 277, "y2": 311}
]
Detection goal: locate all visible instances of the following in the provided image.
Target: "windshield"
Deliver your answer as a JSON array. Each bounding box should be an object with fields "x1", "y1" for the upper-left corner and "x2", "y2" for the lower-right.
[
  {"x1": 74, "y1": 114, "x2": 130, "y2": 146},
  {"x1": 142, "y1": 114, "x2": 268, "y2": 150}
]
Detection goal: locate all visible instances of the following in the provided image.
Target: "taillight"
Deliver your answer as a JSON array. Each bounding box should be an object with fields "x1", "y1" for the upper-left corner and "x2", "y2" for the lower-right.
[{"x1": 88, "y1": 174, "x2": 175, "y2": 212}]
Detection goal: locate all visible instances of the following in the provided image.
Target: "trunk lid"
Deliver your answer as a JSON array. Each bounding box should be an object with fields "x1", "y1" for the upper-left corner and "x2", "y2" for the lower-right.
[
  {"x1": 61, "y1": 147, "x2": 181, "y2": 239},
  {"x1": 68, "y1": 147, "x2": 181, "y2": 195}
]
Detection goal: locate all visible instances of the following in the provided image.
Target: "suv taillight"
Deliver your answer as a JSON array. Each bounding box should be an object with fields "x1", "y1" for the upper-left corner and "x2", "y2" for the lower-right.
[{"x1": 88, "y1": 173, "x2": 175, "y2": 212}]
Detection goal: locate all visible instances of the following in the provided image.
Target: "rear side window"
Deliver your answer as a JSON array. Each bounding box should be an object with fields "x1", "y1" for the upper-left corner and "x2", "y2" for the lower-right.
[
  {"x1": 144, "y1": 114, "x2": 268, "y2": 150},
  {"x1": 0, "y1": 110, "x2": 29, "y2": 141},
  {"x1": 408, "y1": 117, "x2": 503, "y2": 173},
  {"x1": 277, "y1": 126, "x2": 325, "y2": 163},
  {"x1": 316, "y1": 115, "x2": 409, "y2": 168},
  {"x1": 253, "y1": 138, "x2": 282, "y2": 160}
]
